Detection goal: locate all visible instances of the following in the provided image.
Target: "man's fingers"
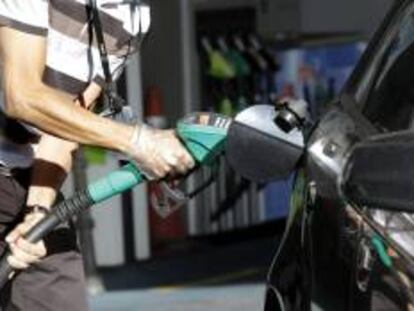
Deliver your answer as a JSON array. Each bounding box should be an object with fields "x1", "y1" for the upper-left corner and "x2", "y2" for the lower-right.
[
  {"x1": 143, "y1": 163, "x2": 168, "y2": 180},
  {"x1": 75, "y1": 82, "x2": 102, "y2": 109},
  {"x1": 4, "y1": 213, "x2": 48, "y2": 271},
  {"x1": 167, "y1": 151, "x2": 195, "y2": 175},
  {"x1": 164, "y1": 153, "x2": 179, "y2": 167},
  {"x1": 24, "y1": 213, "x2": 43, "y2": 223},
  {"x1": 16, "y1": 238, "x2": 46, "y2": 257},
  {"x1": 164, "y1": 136, "x2": 195, "y2": 172},
  {"x1": 154, "y1": 154, "x2": 173, "y2": 178},
  {"x1": 5, "y1": 225, "x2": 26, "y2": 244},
  {"x1": 7, "y1": 255, "x2": 29, "y2": 270},
  {"x1": 5, "y1": 232, "x2": 18, "y2": 244},
  {"x1": 6, "y1": 210, "x2": 45, "y2": 244},
  {"x1": 9, "y1": 242, "x2": 41, "y2": 264},
  {"x1": 179, "y1": 150, "x2": 195, "y2": 171},
  {"x1": 133, "y1": 127, "x2": 196, "y2": 180},
  {"x1": 171, "y1": 135, "x2": 195, "y2": 171},
  {"x1": 172, "y1": 156, "x2": 188, "y2": 175},
  {"x1": 83, "y1": 83, "x2": 102, "y2": 109},
  {"x1": 157, "y1": 165, "x2": 172, "y2": 179}
]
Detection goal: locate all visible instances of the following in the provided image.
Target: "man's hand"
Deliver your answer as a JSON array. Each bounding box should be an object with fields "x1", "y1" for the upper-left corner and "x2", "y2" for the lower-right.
[
  {"x1": 131, "y1": 126, "x2": 195, "y2": 179},
  {"x1": 12, "y1": 81, "x2": 102, "y2": 271},
  {"x1": 5, "y1": 211, "x2": 47, "y2": 270}
]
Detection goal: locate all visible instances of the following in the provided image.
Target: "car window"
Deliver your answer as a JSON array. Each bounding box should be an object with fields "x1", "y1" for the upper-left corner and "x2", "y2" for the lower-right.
[{"x1": 363, "y1": 10, "x2": 414, "y2": 131}]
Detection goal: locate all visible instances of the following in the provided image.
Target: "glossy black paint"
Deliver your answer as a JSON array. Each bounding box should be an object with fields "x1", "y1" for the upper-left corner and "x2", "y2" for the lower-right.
[{"x1": 265, "y1": 1, "x2": 414, "y2": 310}]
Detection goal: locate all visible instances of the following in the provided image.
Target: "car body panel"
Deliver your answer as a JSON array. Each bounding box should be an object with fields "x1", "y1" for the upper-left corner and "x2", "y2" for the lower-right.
[{"x1": 265, "y1": 1, "x2": 414, "y2": 310}]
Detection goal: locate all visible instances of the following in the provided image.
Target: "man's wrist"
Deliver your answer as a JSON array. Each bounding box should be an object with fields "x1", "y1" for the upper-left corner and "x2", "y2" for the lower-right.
[
  {"x1": 117, "y1": 124, "x2": 140, "y2": 156},
  {"x1": 126, "y1": 123, "x2": 148, "y2": 158},
  {"x1": 130, "y1": 124, "x2": 146, "y2": 150}
]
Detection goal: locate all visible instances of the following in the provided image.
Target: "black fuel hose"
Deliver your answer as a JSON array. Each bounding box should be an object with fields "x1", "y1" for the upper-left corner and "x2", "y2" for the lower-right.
[{"x1": 0, "y1": 191, "x2": 93, "y2": 290}]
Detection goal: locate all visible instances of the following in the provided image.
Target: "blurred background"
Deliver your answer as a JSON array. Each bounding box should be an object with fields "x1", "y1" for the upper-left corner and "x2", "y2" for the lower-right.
[{"x1": 61, "y1": 0, "x2": 393, "y2": 310}]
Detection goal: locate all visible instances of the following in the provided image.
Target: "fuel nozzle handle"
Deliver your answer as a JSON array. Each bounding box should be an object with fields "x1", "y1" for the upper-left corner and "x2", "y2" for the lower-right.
[
  {"x1": 0, "y1": 113, "x2": 230, "y2": 291},
  {"x1": 343, "y1": 130, "x2": 414, "y2": 213}
]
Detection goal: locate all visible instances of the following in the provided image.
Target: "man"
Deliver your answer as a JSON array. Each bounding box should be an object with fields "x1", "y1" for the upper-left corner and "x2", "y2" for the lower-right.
[{"x1": 0, "y1": 0, "x2": 194, "y2": 310}]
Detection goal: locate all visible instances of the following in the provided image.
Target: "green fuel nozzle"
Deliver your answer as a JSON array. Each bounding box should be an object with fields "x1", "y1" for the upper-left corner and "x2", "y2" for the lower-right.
[
  {"x1": 88, "y1": 112, "x2": 230, "y2": 204},
  {"x1": 0, "y1": 112, "x2": 231, "y2": 290}
]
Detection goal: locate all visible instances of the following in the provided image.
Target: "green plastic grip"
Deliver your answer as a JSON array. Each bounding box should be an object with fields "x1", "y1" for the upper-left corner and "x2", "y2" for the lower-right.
[
  {"x1": 177, "y1": 123, "x2": 228, "y2": 165},
  {"x1": 87, "y1": 163, "x2": 144, "y2": 204},
  {"x1": 372, "y1": 235, "x2": 393, "y2": 269},
  {"x1": 86, "y1": 120, "x2": 228, "y2": 205}
]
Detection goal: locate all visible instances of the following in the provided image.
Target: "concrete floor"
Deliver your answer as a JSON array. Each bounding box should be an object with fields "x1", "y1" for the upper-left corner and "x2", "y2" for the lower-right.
[
  {"x1": 90, "y1": 284, "x2": 265, "y2": 311},
  {"x1": 88, "y1": 236, "x2": 279, "y2": 311}
]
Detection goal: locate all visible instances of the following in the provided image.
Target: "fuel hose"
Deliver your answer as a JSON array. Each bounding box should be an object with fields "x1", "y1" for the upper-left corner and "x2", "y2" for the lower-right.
[{"x1": 0, "y1": 163, "x2": 144, "y2": 289}]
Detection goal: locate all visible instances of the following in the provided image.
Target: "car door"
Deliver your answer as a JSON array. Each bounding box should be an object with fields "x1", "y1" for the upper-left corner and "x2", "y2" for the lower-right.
[
  {"x1": 265, "y1": 1, "x2": 414, "y2": 310},
  {"x1": 313, "y1": 0, "x2": 414, "y2": 309}
]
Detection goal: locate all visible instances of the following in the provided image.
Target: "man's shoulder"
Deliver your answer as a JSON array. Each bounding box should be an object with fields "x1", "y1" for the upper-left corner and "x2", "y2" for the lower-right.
[{"x1": 0, "y1": 0, "x2": 48, "y2": 36}]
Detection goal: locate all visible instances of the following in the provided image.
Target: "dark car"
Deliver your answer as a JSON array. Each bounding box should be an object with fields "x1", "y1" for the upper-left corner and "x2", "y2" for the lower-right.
[{"x1": 264, "y1": 1, "x2": 414, "y2": 310}]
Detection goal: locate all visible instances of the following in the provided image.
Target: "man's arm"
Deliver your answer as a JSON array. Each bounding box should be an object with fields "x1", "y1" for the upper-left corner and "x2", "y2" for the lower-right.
[
  {"x1": 27, "y1": 136, "x2": 77, "y2": 208},
  {"x1": 5, "y1": 135, "x2": 77, "y2": 269},
  {"x1": 0, "y1": 27, "x2": 133, "y2": 154},
  {"x1": 5, "y1": 84, "x2": 100, "y2": 270},
  {"x1": 0, "y1": 26, "x2": 194, "y2": 178},
  {"x1": 25, "y1": 82, "x2": 101, "y2": 209}
]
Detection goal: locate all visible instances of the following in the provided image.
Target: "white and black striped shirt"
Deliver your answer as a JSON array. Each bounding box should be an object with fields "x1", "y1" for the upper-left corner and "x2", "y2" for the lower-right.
[
  {"x1": 1, "y1": 0, "x2": 149, "y2": 94},
  {"x1": 0, "y1": 0, "x2": 149, "y2": 167}
]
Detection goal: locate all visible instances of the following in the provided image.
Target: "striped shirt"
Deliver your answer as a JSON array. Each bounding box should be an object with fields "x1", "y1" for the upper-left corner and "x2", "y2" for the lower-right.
[{"x1": 0, "y1": 0, "x2": 149, "y2": 167}]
